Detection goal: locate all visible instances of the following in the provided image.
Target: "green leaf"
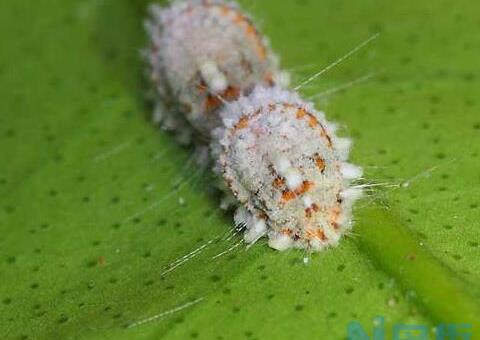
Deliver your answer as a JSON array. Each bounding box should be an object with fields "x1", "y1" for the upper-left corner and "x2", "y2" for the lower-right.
[{"x1": 1, "y1": 0, "x2": 479, "y2": 339}]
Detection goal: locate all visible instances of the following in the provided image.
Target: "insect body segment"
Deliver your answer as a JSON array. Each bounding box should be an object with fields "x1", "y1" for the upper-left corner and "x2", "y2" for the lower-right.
[
  {"x1": 213, "y1": 87, "x2": 363, "y2": 251},
  {"x1": 145, "y1": 0, "x2": 288, "y2": 140}
]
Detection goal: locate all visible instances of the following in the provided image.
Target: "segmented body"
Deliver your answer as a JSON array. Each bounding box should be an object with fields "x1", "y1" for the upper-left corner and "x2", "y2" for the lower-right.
[
  {"x1": 145, "y1": 0, "x2": 288, "y2": 142},
  {"x1": 145, "y1": 0, "x2": 363, "y2": 251},
  {"x1": 212, "y1": 87, "x2": 362, "y2": 251}
]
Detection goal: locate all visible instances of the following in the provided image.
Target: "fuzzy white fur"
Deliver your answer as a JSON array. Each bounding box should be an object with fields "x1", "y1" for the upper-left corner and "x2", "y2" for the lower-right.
[
  {"x1": 213, "y1": 86, "x2": 362, "y2": 251},
  {"x1": 145, "y1": 0, "x2": 288, "y2": 139},
  {"x1": 145, "y1": 1, "x2": 362, "y2": 252}
]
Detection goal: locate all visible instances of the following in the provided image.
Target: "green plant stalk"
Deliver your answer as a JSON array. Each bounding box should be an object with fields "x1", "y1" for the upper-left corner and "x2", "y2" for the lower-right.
[{"x1": 356, "y1": 204, "x2": 480, "y2": 334}]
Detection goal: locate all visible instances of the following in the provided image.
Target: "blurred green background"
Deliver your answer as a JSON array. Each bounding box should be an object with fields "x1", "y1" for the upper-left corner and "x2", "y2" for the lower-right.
[{"x1": 0, "y1": 0, "x2": 479, "y2": 339}]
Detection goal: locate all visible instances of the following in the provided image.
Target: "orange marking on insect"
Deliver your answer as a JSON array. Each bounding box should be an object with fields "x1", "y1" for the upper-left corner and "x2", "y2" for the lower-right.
[
  {"x1": 305, "y1": 229, "x2": 315, "y2": 240},
  {"x1": 320, "y1": 129, "x2": 333, "y2": 148},
  {"x1": 306, "y1": 229, "x2": 325, "y2": 241},
  {"x1": 204, "y1": 94, "x2": 222, "y2": 111},
  {"x1": 307, "y1": 114, "x2": 318, "y2": 127},
  {"x1": 305, "y1": 203, "x2": 320, "y2": 218},
  {"x1": 257, "y1": 211, "x2": 268, "y2": 221},
  {"x1": 305, "y1": 228, "x2": 326, "y2": 241},
  {"x1": 295, "y1": 108, "x2": 318, "y2": 127},
  {"x1": 329, "y1": 205, "x2": 342, "y2": 230},
  {"x1": 264, "y1": 72, "x2": 275, "y2": 86},
  {"x1": 295, "y1": 108, "x2": 334, "y2": 148},
  {"x1": 273, "y1": 176, "x2": 285, "y2": 188},
  {"x1": 295, "y1": 180, "x2": 314, "y2": 196},
  {"x1": 281, "y1": 181, "x2": 314, "y2": 203},
  {"x1": 280, "y1": 228, "x2": 293, "y2": 236},
  {"x1": 281, "y1": 190, "x2": 296, "y2": 202},
  {"x1": 234, "y1": 116, "x2": 250, "y2": 130},
  {"x1": 203, "y1": 86, "x2": 239, "y2": 112},
  {"x1": 222, "y1": 86, "x2": 240, "y2": 100},
  {"x1": 313, "y1": 154, "x2": 326, "y2": 172},
  {"x1": 315, "y1": 229, "x2": 327, "y2": 241},
  {"x1": 296, "y1": 108, "x2": 307, "y2": 119}
]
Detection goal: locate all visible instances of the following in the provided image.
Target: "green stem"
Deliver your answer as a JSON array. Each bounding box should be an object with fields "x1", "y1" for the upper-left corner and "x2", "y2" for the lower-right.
[{"x1": 355, "y1": 204, "x2": 480, "y2": 334}]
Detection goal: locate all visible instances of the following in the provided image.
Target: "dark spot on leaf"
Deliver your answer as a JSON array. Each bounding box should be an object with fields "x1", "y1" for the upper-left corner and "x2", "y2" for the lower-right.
[
  {"x1": 210, "y1": 275, "x2": 221, "y2": 282},
  {"x1": 452, "y1": 254, "x2": 462, "y2": 261},
  {"x1": 58, "y1": 314, "x2": 69, "y2": 324},
  {"x1": 86, "y1": 260, "x2": 97, "y2": 268},
  {"x1": 328, "y1": 312, "x2": 337, "y2": 319}
]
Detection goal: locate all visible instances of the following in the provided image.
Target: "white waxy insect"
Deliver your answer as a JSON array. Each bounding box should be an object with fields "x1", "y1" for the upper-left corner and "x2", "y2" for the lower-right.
[
  {"x1": 212, "y1": 86, "x2": 363, "y2": 251},
  {"x1": 145, "y1": 0, "x2": 289, "y2": 142},
  {"x1": 145, "y1": 0, "x2": 365, "y2": 252}
]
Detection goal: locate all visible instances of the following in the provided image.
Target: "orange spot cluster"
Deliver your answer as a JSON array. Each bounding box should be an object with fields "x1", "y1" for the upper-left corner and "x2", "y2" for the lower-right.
[
  {"x1": 234, "y1": 116, "x2": 250, "y2": 130},
  {"x1": 273, "y1": 176, "x2": 286, "y2": 188},
  {"x1": 296, "y1": 180, "x2": 314, "y2": 195},
  {"x1": 281, "y1": 190, "x2": 296, "y2": 202},
  {"x1": 204, "y1": 86, "x2": 240, "y2": 112},
  {"x1": 313, "y1": 153, "x2": 326, "y2": 172},
  {"x1": 296, "y1": 108, "x2": 319, "y2": 128},
  {"x1": 281, "y1": 180, "x2": 314, "y2": 203},
  {"x1": 305, "y1": 228, "x2": 327, "y2": 241},
  {"x1": 223, "y1": 86, "x2": 240, "y2": 100},
  {"x1": 205, "y1": 94, "x2": 223, "y2": 111}
]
